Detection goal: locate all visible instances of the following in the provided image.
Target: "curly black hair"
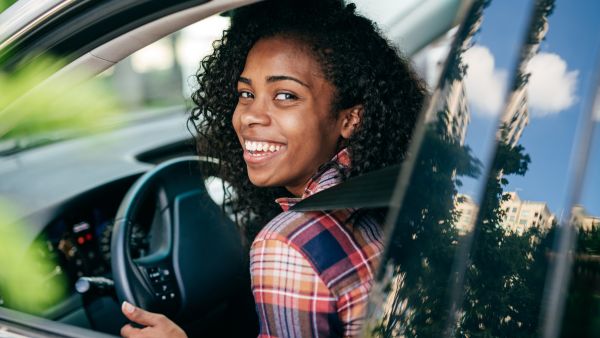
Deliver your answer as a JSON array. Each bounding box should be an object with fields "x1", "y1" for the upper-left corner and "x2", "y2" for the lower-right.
[{"x1": 189, "y1": 0, "x2": 427, "y2": 242}]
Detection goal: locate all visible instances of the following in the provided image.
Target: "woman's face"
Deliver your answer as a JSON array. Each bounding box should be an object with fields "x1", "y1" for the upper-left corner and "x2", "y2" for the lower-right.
[{"x1": 232, "y1": 36, "x2": 347, "y2": 196}]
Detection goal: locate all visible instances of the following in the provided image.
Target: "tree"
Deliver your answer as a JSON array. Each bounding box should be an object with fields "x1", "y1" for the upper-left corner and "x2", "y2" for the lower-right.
[
  {"x1": 559, "y1": 223, "x2": 600, "y2": 337},
  {"x1": 369, "y1": 127, "x2": 481, "y2": 337},
  {"x1": 459, "y1": 143, "x2": 551, "y2": 337}
]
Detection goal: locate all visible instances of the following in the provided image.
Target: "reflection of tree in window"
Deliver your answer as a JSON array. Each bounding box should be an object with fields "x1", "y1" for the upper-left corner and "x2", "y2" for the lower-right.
[
  {"x1": 560, "y1": 208, "x2": 600, "y2": 336},
  {"x1": 366, "y1": 1, "x2": 561, "y2": 337}
]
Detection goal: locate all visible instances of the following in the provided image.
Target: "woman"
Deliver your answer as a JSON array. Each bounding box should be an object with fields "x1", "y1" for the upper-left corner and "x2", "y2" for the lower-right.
[{"x1": 120, "y1": 0, "x2": 426, "y2": 337}]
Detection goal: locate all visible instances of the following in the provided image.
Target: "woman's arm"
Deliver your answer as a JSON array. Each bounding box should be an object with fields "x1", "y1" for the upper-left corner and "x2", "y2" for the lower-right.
[{"x1": 250, "y1": 238, "x2": 342, "y2": 337}]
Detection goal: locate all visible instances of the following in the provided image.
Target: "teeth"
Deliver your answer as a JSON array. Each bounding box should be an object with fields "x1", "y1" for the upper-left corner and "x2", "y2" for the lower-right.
[{"x1": 244, "y1": 140, "x2": 283, "y2": 153}]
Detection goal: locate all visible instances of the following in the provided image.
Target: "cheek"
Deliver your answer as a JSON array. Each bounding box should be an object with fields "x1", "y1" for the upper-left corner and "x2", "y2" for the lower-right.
[
  {"x1": 278, "y1": 114, "x2": 314, "y2": 143},
  {"x1": 231, "y1": 108, "x2": 242, "y2": 137},
  {"x1": 281, "y1": 114, "x2": 332, "y2": 153}
]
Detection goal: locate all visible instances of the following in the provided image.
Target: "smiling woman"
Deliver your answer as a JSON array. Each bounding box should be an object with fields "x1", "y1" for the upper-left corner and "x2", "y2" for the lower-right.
[
  {"x1": 114, "y1": 0, "x2": 427, "y2": 337},
  {"x1": 115, "y1": 0, "x2": 427, "y2": 336},
  {"x1": 233, "y1": 36, "x2": 352, "y2": 196},
  {"x1": 190, "y1": 0, "x2": 426, "y2": 241}
]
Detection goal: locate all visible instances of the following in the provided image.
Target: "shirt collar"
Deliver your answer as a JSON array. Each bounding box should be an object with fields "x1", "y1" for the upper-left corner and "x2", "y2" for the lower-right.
[{"x1": 275, "y1": 148, "x2": 351, "y2": 211}]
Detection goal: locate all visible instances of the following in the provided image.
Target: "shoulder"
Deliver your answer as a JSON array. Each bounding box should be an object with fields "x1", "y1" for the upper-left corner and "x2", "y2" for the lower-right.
[{"x1": 254, "y1": 209, "x2": 384, "y2": 296}]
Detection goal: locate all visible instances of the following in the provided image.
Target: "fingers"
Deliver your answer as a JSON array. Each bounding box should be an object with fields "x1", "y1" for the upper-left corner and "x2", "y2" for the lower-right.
[
  {"x1": 121, "y1": 301, "x2": 167, "y2": 327},
  {"x1": 120, "y1": 324, "x2": 142, "y2": 338}
]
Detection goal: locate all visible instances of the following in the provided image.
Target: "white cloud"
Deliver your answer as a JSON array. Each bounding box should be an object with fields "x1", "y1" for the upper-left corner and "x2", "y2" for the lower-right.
[
  {"x1": 526, "y1": 52, "x2": 578, "y2": 116},
  {"x1": 463, "y1": 45, "x2": 508, "y2": 116}
]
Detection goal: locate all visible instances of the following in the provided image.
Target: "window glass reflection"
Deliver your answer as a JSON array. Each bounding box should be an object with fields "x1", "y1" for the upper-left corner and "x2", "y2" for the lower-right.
[
  {"x1": 456, "y1": 0, "x2": 600, "y2": 336},
  {"x1": 365, "y1": 0, "x2": 600, "y2": 336},
  {"x1": 364, "y1": 0, "x2": 535, "y2": 336},
  {"x1": 558, "y1": 81, "x2": 600, "y2": 337}
]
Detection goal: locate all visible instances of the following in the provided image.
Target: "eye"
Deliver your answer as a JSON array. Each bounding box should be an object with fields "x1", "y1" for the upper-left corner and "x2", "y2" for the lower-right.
[
  {"x1": 274, "y1": 92, "x2": 297, "y2": 101},
  {"x1": 238, "y1": 90, "x2": 254, "y2": 99}
]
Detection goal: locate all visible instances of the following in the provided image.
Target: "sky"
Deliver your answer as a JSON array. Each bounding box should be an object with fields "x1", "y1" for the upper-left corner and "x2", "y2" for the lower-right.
[{"x1": 458, "y1": 0, "x2": 600, "y2": 217}]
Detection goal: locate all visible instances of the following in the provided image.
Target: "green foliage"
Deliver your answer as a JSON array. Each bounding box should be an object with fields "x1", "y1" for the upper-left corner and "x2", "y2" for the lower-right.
[
  {"x1": 0, "y1": 55, "x2": 123, "y2": 313},
  {"x1": 0, "y1": 200, "x2": 68, "y2": 314},
  {"x1": 576, "y1": 224, "x2": 600, "y2": 254},
  {"x1": 368, "y1": 131, "x2": 555, "y2": 338},
  {"x1": 559, "y1": 224, "x2": 600, "y2": 337},
  {"x1": 459, "y1": 142, "x2": 550, "y2": 338},
  {"x1": 0, "y1": 0, "x2": 17, "y2": 12},
  {"x1": 370, "y1": 127, "x2": 482, "y2": 337}
]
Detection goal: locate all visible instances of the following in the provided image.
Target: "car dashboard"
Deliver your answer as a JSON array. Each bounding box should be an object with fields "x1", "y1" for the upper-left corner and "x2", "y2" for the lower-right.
[
  {"x1": 0, "y1": 111, "x2": 198, "y2": 335},
  {"x1": 30, "y1": 177, "x2": 133, "y2": 310}
]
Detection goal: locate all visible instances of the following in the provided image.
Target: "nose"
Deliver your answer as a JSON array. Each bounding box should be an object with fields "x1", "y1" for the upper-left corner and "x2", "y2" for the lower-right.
[{"x1": 239, "y1": 96, "x2": 270, "y2": 127}]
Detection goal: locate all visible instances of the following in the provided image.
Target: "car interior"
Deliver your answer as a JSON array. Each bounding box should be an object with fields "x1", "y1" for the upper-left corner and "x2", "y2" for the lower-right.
[{"x1": 2, "y1": 0, "x2": 600, "y2": 337}]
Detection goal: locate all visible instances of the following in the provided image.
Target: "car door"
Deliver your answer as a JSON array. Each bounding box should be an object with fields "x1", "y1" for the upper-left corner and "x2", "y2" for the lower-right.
[{"x1": 362, "y1": 0, "x2": 600, "y2": 337}]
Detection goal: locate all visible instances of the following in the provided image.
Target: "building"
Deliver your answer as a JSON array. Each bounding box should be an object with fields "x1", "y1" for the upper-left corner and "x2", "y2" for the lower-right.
[
  {"x1": 414, "y1": 24, "x2": 473, "y2": 145},
  {"x1": 437, "y1": 79, "x2": 470, "y2": 144},
  {"x1": 500, "y1": 192, "x2": 555, "y2": 234},
  {"x1": 496, "y1": 12, "x2": 550, "y2": 148},
  {"x1": 454, "y1": 192, "x2": 555, "y2": 235},
  {"x1": 571, "y1": 205, "x2": 600, "y2": 231},
  {"x1": 454, "y1": 193, "x2": 478, "y2": 235},
  {"x1": 498, "y1": 86, "x2": 529, "y2": 147}
]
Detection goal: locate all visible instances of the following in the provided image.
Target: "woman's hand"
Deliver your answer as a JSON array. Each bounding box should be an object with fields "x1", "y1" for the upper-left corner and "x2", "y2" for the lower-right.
[{"x1": 120, "y1": 301, "x2": 187, "y2": 338}]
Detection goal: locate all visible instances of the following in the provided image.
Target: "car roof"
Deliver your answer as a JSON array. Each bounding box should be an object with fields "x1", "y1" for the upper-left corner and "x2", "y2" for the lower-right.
[{"x1": 0, "y1": 0, "x2": 65, "y2": 46}]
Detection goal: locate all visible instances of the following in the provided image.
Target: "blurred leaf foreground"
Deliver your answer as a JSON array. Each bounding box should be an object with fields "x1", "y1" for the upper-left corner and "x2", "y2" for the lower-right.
[{"x1": 0, "y1": 54, "x2": 123, "y2": 313}]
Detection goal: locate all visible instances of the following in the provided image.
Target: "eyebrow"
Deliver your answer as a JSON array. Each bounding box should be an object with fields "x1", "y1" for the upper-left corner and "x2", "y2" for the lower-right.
[{"x1": 238, "y1": 75, "x2": 309, "y2": 88}]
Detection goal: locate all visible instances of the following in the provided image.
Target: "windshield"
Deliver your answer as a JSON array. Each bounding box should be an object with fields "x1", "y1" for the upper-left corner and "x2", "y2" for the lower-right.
[{"x1": 0, "y1": 13, "x2": 230, "y2": 156}]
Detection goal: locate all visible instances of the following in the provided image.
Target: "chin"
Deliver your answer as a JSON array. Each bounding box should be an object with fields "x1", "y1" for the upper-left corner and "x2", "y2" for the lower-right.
[{"x1": 247, "y1": 173, "x2": 273, "y2": 188}]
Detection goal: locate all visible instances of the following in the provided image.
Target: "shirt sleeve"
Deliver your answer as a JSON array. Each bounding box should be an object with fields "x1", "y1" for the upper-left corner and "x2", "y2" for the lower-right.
[
  {"x1": 250, "y1": 238, "x2": 339, "y2": 338},
  {"x1": 336, "y1": 282, "x2": 371, "y2": 337}
]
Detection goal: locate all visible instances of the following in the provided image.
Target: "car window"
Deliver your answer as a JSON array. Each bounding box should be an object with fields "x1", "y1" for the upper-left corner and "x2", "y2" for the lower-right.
[
  {"x1": 354, "y1": 0, "x2": 466, "y2": 57},
  {"x1": 563, "y1": 103, "x2": 600, "y2": 336},
  {"x1": 95, "y1": 14, "x2": 230, "y2": 114},
  {"x1": 364, "y1": 0, "x2": 600, "y2": 337}
]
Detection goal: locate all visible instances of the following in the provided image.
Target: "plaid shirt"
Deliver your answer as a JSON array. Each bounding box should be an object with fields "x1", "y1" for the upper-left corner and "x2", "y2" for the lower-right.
[{"x1": 250, "y1": 149, "x2": 384, "y2": 337}]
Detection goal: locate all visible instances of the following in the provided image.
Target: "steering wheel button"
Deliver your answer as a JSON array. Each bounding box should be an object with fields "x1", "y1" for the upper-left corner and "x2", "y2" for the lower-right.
[
  {"x1": 169, "y1": 292, "x2": 175, "y2": 299},
  {"x1": 161, "y1": 295, "x2": 167, "y2": 301}
]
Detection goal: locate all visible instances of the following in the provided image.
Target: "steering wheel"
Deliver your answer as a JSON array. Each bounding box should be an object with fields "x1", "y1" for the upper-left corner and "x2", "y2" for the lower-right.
[{"x1": 111, "y1": 156, "x2": 257, "y2": 336}]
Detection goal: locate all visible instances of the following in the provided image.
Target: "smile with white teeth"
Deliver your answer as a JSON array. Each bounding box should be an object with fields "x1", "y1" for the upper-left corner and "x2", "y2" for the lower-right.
[{"x1": 244, "y1": 140, "x2": 283, "y2": 154}]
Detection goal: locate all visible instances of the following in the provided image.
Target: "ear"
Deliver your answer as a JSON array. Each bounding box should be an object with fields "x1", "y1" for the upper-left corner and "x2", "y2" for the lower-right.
[{"x1": 339, "y1": 104, "x2": 363, "y2": 139}]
